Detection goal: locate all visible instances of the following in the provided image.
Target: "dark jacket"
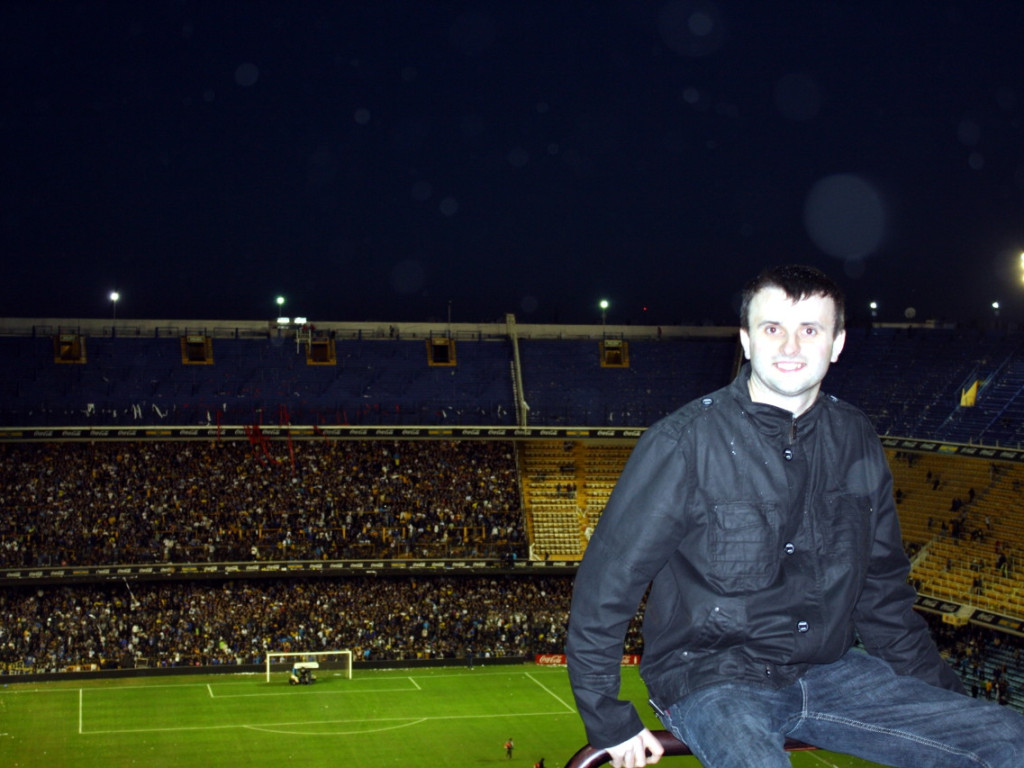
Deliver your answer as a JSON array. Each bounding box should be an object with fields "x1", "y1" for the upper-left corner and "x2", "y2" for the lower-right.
[{"x1": 566, "y1": 365, "x2": 964, "y2": 748}]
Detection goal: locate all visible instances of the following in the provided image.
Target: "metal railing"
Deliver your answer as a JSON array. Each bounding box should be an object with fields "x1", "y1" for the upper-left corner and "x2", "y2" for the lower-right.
[{"x1": 562, "y1": 730, "x2": 815, "y2": 768}]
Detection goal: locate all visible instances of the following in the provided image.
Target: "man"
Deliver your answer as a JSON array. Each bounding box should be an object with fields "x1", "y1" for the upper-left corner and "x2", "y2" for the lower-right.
[{"x1": 566, "y1": 265, "x2": 1024, "y2": 767}]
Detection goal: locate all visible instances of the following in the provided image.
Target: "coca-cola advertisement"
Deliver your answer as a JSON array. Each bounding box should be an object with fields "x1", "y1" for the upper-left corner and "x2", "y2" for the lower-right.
[
  {"x1": 534, "y1": 654, "x2": 567, "y2": 666},
  {"x1": 534, "y1": 654, "x2": 640, "y2": 666}
]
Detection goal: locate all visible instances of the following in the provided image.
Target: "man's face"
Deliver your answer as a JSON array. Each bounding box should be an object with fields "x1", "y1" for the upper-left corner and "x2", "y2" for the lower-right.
[{"x1": 739, "y1": 286, "x2": 846, "y2": 416}]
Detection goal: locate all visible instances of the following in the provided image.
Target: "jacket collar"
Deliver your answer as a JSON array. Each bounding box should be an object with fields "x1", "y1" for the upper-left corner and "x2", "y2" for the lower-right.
[{"x1": 729, "y1": 363, "x2": 823, "y2": 437}]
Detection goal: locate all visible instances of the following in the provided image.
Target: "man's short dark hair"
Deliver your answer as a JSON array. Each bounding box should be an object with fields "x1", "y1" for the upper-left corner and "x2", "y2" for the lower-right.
[{"x1": 740, "y1": 264, "x2": 846, "y2": 335}]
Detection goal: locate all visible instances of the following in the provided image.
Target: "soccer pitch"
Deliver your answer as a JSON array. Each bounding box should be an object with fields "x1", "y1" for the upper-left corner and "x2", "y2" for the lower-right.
[{"x1": 1, "y1": 665, "x2": 884, "y2": 768}]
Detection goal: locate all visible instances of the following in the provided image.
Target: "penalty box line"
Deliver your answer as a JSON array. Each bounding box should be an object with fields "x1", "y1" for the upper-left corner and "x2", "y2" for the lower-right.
[
  {"x1": 78, "y1": 707, "x2": 575, "y2": 737},
  {"x1": 79, "y1": 677, "x2": 422, "y2": 733},
  {"x1": 208, "y1": 678, "x2": 421, "y2": 699},
  {"x1": 80, "y1": 670, "x2": 569, "y2": 734}
]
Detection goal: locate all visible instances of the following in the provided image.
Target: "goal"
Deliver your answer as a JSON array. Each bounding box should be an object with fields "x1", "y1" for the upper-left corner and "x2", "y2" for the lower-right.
[{"x1": 264, "y1": 650, "x2": 353, "y2": 683}]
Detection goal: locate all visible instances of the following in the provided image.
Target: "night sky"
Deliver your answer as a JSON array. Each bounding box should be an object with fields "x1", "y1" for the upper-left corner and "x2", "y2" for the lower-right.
[{"x1": 1, "y1": 1, "x2": 1022, "y2": 326}]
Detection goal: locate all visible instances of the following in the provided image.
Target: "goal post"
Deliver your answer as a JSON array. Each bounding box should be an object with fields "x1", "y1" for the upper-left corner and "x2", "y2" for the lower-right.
[{"x1": 264, "y1": 650, "x2": 353, "y2": 683}]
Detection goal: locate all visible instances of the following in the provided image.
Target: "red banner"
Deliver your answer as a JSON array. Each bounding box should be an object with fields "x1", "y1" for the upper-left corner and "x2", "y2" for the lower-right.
[
  {"x1": 534, "y1": 654, "x2": 567, "y2": 666},
  {"x1": 534, "y1": 654, "x2": 641, "y2": 666}
]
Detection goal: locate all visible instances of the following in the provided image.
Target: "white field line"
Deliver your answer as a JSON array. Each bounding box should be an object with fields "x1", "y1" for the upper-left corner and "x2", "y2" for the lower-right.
[
  {"x1": 210, "y1": 683, "x2": 420, "y2": 699},
  {"x1": 526, "y1": 671, "x2": 576, "y2": 712},
  {"x1": 243, "y1": 718, "x2": 429, "y2": 736},
  {"x1": 72, "y1": 668, "x2": 578, "y2": 736},
  {"x1": 79, "y1": 709, "x2": 575, "y2": 737},
  {"x1": 806, "y1": 751, "x2": 842, "y2": 768}
]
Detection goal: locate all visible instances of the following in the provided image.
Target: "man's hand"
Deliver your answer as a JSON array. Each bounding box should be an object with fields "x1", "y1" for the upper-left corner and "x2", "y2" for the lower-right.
[{"x1": 604, "y1": 728, "x2": 664, "y2": 768}]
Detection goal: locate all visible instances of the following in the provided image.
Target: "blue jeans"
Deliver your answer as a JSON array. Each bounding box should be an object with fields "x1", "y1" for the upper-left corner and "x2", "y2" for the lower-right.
[{"x1": 659, "y1": 649, "x2": 1024, "y2": 767}]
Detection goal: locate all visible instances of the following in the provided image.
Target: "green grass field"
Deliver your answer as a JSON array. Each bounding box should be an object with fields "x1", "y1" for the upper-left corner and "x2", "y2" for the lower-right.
[{"x1": 1, "y1": 664, "x2": 885, "y2": 767}]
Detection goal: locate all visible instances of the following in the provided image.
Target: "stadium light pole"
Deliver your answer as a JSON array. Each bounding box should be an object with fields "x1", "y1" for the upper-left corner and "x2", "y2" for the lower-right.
[
  {"x1": 110, "y1": 291, "x2": 120, "y2": 326},
  {"x1": 599, "y1": 299, "x2": 609, "y2": 325}
]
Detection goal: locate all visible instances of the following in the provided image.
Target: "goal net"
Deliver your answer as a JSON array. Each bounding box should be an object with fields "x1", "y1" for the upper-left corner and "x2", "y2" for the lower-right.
[{"x1": 264, "y1": 650, "x2": 353, "y2": 683}]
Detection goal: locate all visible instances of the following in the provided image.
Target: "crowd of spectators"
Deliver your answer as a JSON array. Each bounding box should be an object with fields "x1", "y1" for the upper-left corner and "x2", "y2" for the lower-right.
[
  {"x1": 0, "y1": 439, "x2": 525, "y2": 567},
  {"x1": 2, "y1": 569, "x2": 1021, "y2": 711},
  {"x1": 0, "y1": 438, "x2": 633, "y2": 677},
  {"x1": 923, "y1": 612, "x2": 1024, "y2": 707},
  {"x1": 0, "y1": 575, "x2": 591, "y2": 674},
  {"x1": 2, "y1": 438, "x2": 1023, "y2": 710}
]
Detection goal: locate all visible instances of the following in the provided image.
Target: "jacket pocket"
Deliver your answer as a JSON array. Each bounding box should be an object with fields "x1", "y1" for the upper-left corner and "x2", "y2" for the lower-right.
[
  {"x1": 821, "y1": 492, "x2": 872, "y2": 561},
  {"x1": 707, "y1": 502, "x2": 781, "y2": 593}
]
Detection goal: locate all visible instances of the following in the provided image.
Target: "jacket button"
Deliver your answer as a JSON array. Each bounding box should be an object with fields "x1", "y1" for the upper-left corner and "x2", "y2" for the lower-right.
[
  {"x1": 797, "y1": 621, "x2": 809, "y2": 633},
  {"x1": 783, "y1": 448, "x2": 794, "y2": 461},
  {"x1": 784, "y1": 542, "x2": 796, "y2": 555}
]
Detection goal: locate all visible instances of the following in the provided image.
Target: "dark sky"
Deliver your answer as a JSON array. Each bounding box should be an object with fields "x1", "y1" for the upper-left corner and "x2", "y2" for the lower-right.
[{"x1": 1, "y1": 1, "x2": 1022, "y2": 326}]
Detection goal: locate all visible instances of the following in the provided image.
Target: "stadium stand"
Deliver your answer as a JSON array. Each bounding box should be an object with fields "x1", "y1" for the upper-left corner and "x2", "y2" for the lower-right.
[
  {"x1": 1, "y1": 317, "x2": 1024, "y2": 715},
  {"x1": 0, "y1": 319, "x2": 740, "y2": 428},
  {"x1": 0, "y1": 576, "x2": 577, "y2": 672},
  {"x1": 0, "y1": 439, "x2": 524, "y2": 566}
]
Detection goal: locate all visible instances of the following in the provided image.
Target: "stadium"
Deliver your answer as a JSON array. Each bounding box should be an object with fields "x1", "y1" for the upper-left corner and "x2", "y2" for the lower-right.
[
  {"x1": 2, "y1": 314, "x2": 1024, "y2": 767},
  {"x1": 4, "y1": 0, "x2": 1022, "y2": 761}
]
